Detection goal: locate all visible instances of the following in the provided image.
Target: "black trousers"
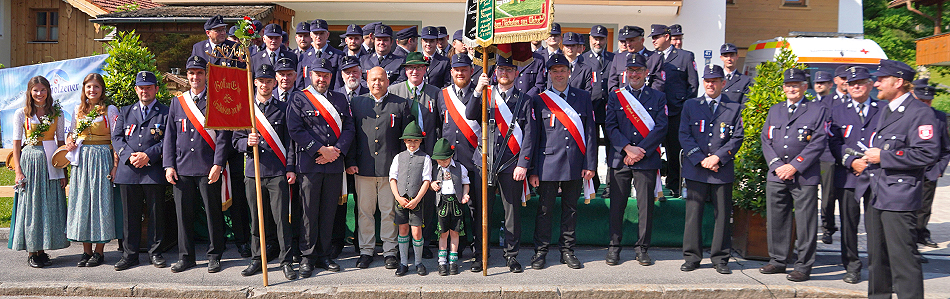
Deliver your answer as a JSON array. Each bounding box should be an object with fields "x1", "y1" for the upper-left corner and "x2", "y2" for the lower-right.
[
  {"x1": 765, "y1": 181, "x2": 818, "y2": 274},
  {"x1": 915, "y1": 179, "x2": 937, "y2": 240},
  {"x1": 331, "y1": 174, "x2": 356, "y2": 249},
  {"x1": 608, "y1": 167, "x2": 657, "y2": 252},
  {"x1": 245, "y1": 176, "x2": 291, "y2": 263},
  {"x1": 866, "y1": 205, "x2": 923, "y2": 299},
  {"x1": 664, "y1": 113, "x2": 682, "y2": 194},
  {"x1": 682, "y1": 179, "x2": 732, "y2": 265},
  {"x1": 464, "y1": 169, "x2": 485, "y2": 255},
  {"x1": 298, "y1": 172, "x2": 343, "y2": 259},
  {"x1": 839, "y1": 188, "x2": 865, "y2": 273},
  {"x1": 534, "y1": 179, "x2": 581, "y2": 253},
  {"x1": 819, "y1": 161, "x2": 838, "y2": 234},
  {"x1": 226, "y1": 155, "x2": 251, "y2": 245},
  {"x1": 173, "y1": 175, "x2": 225, "y2": 261},
  {"x1": 289, "y1": 182, "x2": 302, "y2": 257},
  {"x1": 491, "y1": 172, "x2": 523, "y2": 258},
  {"x1": 120, "y1": 184, "x2": 169, "y2": 260}
]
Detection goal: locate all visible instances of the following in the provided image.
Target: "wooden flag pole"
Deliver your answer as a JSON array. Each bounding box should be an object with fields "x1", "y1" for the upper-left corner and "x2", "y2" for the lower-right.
[
  {"x1": 246, "y1": 52, "x2": 268, "y2": 286},
  {"x1": 481, "y1": 47, "x2": 489, "y2": 276}
]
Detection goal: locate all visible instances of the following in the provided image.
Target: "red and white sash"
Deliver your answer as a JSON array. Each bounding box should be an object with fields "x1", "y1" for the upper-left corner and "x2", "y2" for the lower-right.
[
  {"x1": 539, "y1": 90, "x2": 586, "y2": 154},
  {"x1": 443, "y1": 87, "x2": 480, "y2": 148},
  {"x1": 253, "y1": 103, "x2": 288, "y2": 166},
  {"x1": 302, "y1": 86, "x2": 343, "y2": 138},
  {"x1": 301, "y1": 87, "x2": 348, "y2": 200},
  {"x1": 614, "y1": 89, "x2": 663, "y2": 196},
  {"x1": 178, "y1": 92, "x2": 232, "y2": 210},
  {"x1": 491, "y1": 87, "x2": 529, "y2": 203}
]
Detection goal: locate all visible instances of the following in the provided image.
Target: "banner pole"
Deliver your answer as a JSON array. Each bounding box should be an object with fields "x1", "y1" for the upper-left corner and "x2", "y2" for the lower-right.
[
  {"x1": 481, "y1": 47, "x2": 489, "y2": 276},
  {"x1": 246, "y1": 54, "x2": 268, "y2": 287}
]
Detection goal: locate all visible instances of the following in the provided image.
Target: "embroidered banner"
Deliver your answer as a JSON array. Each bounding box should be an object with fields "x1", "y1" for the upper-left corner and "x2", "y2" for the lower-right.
[{"x1": 206, "y1": 64, "x2": 253, "y2": 130}]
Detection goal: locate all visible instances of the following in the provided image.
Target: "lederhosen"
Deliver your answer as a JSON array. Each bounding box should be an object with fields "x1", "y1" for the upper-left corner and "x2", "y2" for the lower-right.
[{"x1": 435, "y1": 163, "x2": 465, "y2": 234}]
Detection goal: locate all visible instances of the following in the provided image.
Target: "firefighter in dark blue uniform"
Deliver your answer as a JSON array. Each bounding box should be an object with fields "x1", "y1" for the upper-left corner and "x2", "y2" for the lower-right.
[
  {"x1": 191, "y1": 15, "x2": 240, "y2": 68},
  {"x1": 863, "y1": 59, "x2": 934, "y2": 299},
  {"x1": 360, "y1": 24, "x2": 405, "y2": 84},
  {"x1": 718, "y1": 43, "x2": 753, "y2": 105},
  {"x1": 607, "y1": 26, "x2": 651, "y2": 94},
  {"x1": 827, "y1": 66, "x2": 878, "y2": 284},
  {"x1": 816, "y1": 69, "x2": 842, "y2": 245},
  {"x1": 646, "y1": 24, "x2": 699, "y2": 199},
  {"x1": 112, "y1": 71, "x2": 171, "y2": 271},
  {"x1": 300, "y1": 19, "x2": 345, "y2": 91},
  {"x1": 911, "y1": 79, "x2": 950, "y2": 252},
  {"x1": 604, "y1": 53, "x2": 667, "y2": 267},
  {"x1": 560, "y1": 32, "x2": 594, "y2": 95},
  {"x1": 757, "y1": 68, "x2": 827, "y2": 282},
  {"x1": 250, "y1": 24, "x2": 298, "y2": 72},
  {"x1": 523, "y1": 54, "x2": 597, "y2": 271},
  {"x1": 163, "y1": 56, "x2": 233, "y2": 274},
  {"x1": 678, "y1": 65, "x2": 743, "y2": 275}
]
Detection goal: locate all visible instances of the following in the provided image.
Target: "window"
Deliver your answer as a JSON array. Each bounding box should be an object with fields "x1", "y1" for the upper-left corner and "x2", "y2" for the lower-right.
[
  {"x1": 34, "y1": 10, "x2": 58, "y2": 42},
  {"x1": 726, "y1": 0, "x2": 735, "y2": 4},
  {"x1": 783, "y1": 0, "x2": 806, "y2": 7}
]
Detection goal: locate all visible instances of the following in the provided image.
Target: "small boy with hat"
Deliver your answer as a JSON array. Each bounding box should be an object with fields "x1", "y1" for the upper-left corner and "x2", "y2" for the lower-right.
[
  {"x1": 389, "y1": 121, "x2": 432, "y2": 276},
  {"x1": 429, "y1": 138, "x2": 470, "y2": 276}
]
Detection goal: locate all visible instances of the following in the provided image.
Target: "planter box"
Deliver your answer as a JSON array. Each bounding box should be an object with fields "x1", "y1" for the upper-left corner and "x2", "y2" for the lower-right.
[{"x1": 732, "y1": 207, "x2": 796, "y2": 261}]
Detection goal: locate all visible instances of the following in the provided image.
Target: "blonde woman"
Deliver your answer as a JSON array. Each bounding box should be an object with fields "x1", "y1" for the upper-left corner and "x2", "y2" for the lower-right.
[
  {"x1": 64, "y1": 73, "x2": 119, "y2": 267},
  {"x1": 9, "y1": 76, "x2": 69, "y2": 268}
]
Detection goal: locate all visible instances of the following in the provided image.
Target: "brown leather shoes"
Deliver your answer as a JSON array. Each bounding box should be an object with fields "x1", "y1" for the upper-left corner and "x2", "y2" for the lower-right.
[{"x1": 758, "y1": 264, "x2": 786, "y2": 274}]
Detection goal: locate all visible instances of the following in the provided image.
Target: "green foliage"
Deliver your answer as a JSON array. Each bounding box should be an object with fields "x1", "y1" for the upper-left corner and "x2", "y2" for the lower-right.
[
  {"x1": 115, "y1": 2, "x2": 139, "y2": 12},
  {"x1": 932, "y1": 93, "x2": 950, "y2": 113},
  {"x1": 103, "y1": 31, "x2": 171, "y2": 108},
  {"x1": 733, "y1": 44, "x2": 809, "y2": 215},
  {"x1": 147, "y1": 33, "x2": 205, "y2": 73},
  {"x1": 864, "y1": 0, "x2": 950, "y2": 75}
]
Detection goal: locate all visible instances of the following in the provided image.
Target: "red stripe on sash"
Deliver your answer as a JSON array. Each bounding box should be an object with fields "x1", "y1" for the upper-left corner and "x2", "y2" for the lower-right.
[{"x1": 538, "y1": 92, "x2": 586, "y2": 155}]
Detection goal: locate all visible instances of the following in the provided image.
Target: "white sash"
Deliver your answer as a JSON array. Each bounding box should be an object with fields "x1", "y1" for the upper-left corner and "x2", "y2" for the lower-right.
[
  {"x1": 304, "y1": 86, "x2": 343, "y2": 136},
  {"x1": 491, "y1": 87, "x2": 523, "y2": 153},
  {"x1": 619, "y1": 89, "x2": 656, "y2": 131},
  {"x1": 253, "y1": 104, "x2": 288, "y2": 166},
  {"x1": 447, "y1": 86, "x2": 481, "y2": 146},
  {"x1": 181, "y1": 91, "x2": 233, "y2": 210},
  {"x1": 181, "y1": 91, "x2": 217, "y2": 143},
  {"x1": 540, "y1": 90, "x2": 585, "y2": 148}
]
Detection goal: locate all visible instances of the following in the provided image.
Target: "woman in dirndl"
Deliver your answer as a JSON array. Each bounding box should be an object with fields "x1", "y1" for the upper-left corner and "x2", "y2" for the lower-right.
[
  {"x1": 64, "y1": 73, "x2": 119, "y2": 267},
  {"x1": 9, "y1": 75, "x2": 69, "y2": 268}
]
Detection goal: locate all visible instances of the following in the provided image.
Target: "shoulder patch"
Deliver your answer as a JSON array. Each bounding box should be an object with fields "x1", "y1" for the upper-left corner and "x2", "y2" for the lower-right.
[{"x1": 919, "y1": 125, "x2": 934, "y2": 140}]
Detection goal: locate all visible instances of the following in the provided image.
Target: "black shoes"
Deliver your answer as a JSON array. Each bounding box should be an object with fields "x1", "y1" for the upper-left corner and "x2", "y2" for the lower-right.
[
  {"x1": 530, "y1": 251, "x2": 546, "y2": 270},
  {"x1": 114, "y1": 257, "x2": 139, "y2": 271},
  {"x1": 787, "y1": 270, "x2": 810, "y2": 282},
  {"x1": 237, "y1": 243, "x2": 252, "y2": 258},
  {"x1": 36, "y1": 252, "x2": 53, "y2": 267},
  {"x1": 395, "y1": 263, "x2": 409, "y2": 276},
  {"x1": 384, "y1": 256, "x2": 399, "y2": 269},
  {"x1": 471, "y1": 258, "x2": 483, "y2": 272},
  {"x1": 919, "y1": 237, "x2": 939, "y2": 248},
  {"x1": 821, "y1": 232, "x2": 833, "y2": 245},
  {"x1": 843, "y1": 271, "x2": 861, "y2": 284},
  {"x1": 242, "y1": 260, "x2": 262, "y2": 276},
  {"x1": 449, "y1": 263, "x2": 459, "y2": 275},
  {"x1": 758, "y1": 264, "x2": 786, "y2": 274},
  {"x1": 714, "y1": 263, "x2": 732, "y2": 274},
  {"x1": 282, "y1": 263, "x2": 297, "y2": 280},
  {"x1": 605, "y1": 248, "x2": 620, "y2": 266},
  {"x1": 416, "y1": 264, "x2": 428, "y2": 276},
  {"x1": 560, "y1": 252, "x2": 582, "y2": 269},
  {"x1": 150, "y1": 254, "x2": 167, "y2": 268},
  {"x1": 355, "y1": 255, "x2": 373, "y2": 269},
  {"x1": 680, "y1": 262, "x2": 700, "y2": 272},
  {"x1": 438, "y1": 264, "x2": 449, "y2": 276},
  {"x1": 316, "y1": 258, "x2": 341, "y2": 272},
  {"x1": 77, "y1": 253, "x2": 92, "y2": 267},
  {"x1": 299, "y1": 258, "x2": 315, "y2": 278},
  {"x1": 170, "y1": 259, "x2": 196, "y2": 273},
  {"x1": 507, "y1": 257, "x2": 523, "y2": 273},
  {"x1": 86, "y1": 253, "x2": 103, "y2": 267},
  {"x1": 207, "y1": 258, "x2": 222, "y2": 273},
  {"x1": 28, "y1": 255, "x2": 43, "y2": 268},
  {"x1": 329, "y1": 243, "x2": 344, "y2": 260},
  {"x1": 636, "y1": 252, "x2": 653, "y2": 266}
]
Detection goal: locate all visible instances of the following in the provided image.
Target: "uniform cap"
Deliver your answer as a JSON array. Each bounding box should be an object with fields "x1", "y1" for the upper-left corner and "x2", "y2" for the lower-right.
[
  {"x1": 420, "y1": 26, "x2": 440, "y2": 40},
  {"x1": 437, "y1": 26, "x2": 449, "y2": 38},
  {"x1": 813, "y1": 71, "x2": 833, "y2": 83},
  {"x1": 295, "y1": 21, "x2": 310, "y2": 34},
  {"x1": 375, "y1": 24, "x2": 393, "y2": 38},
  {"x1": 275, "y1": 57, "x2": 297, "y2": 72},
  {"x1": 871, "y1": 59, "x2": 915, "y2": 81},
  {"x1": 310, "y1": 58, "x2": 333, "y2": 74},
  {"x1": 834, "y1": 65, "x2": 851, "y2": 78},
  {"x1": 255, "y1": 64, "x2": 276, "y2": 79},
  {"x1": 562, "y1": 32, "x2": 583, "y2": 45},
  {"x1": 619, "y1": 26, "x2": 644, "y2": 40},
  {"x1": 546, "y1": 53, "x2": 570, "y2": 69},
  {"x1": 845, "y1": 66, "x2": 870, "y2": 83},
  {"x1": 720, "y1": 43, "x2": 738, "y2": 54},
  {"x1": 669, "y1": 24, "x2": 683, "y2": 36},
  {"x1": 135, "y1": 71, "x2": 157, "y2": 86},
  {"x1": 204, "y1": 15, "x2": 226, "y2": 30},
  {"x1": 496, "y1": 55, "x2": 516, "y2": 68},
  {"x1": 451, "y1": 53, "x2": 473, "y2": 68},
  {"x1": 590, "y1": 25, "x2": 608, "y2": 38},
  {"x1": 703, "y1": 64, "x2": 725, "y2": 79},
  {"x1": 263, "y1": 23, "x2": 283, "y2": 37},
  {"x1": 648, "y1": 24, "x2": 669, "y2": 37},
  {"x1": 783, "y1": 68, "x2": 807, "y2": 83},
  {"x1": 626, "y1": 53, "x2": 647, "y2": 68},
  {"x1": 185, "y1": 55, "x2": 207, "y2": 70},
  {"x1": 453, "y1": 29, "x2": 464, "y2": 41},
  {"x1": 340, "y1": 55, "x2": 360, "y2": 71},
  {"x1": 550, "y1": 23, "x2": 561, "y2": 35},
  {"x1": 395, "y1": 26, "x2": 419, "y2": 40}
]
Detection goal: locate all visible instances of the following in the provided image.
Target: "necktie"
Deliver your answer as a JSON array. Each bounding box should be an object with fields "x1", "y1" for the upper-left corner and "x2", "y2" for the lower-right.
[
  {"x1": 501, "y1": 91, "x2": 508, "y2": 102},
  {"x1": 559, "y1": 92, "x2": 566, "y2": 99},
  {"x1": 596, "y1": 53, "x2": 603, "y2": 66},
  {"x1": 258, "y1": 101, "x2": 266, "y2": 112},
  {"x1": 315, "y1": 49, "x2": 322, "y2": 57},
  {"x1": 281, "y1": 92, "x2": 288, "y2": 102},
  {"x1": 270, "y1": 52, "x2": 276, "y2": 65},
  {"x1": 858, "y1": 103, "x2": 866, "y2": 123},
  {"x1": 709, "y1": 99, "x2": 717, "y2": 114},
  {"x1": 141, "y1": 105, "x2": 147, "y2": 119},
  {"x1": 883, "y1": 106, "x2": 892, "y2": 121},
  {"x1": 788, "y1": 104, "x2": 796, "y2": 118},
  {"x1": 457, "y1": 88, "x2": 464, "y2": 99},
  {"x1": 631, "y1": 89, "x2": 641, "y2": 99},
  {"x1": 348, "y1": 91, "x2": 355, "y2": 102},
  {"x1": 726, "y1": 74, "x2": 733, "y2": 82},
  {"x1": 659, "y1": 50, "x2": 666, "y2": 63},
  {"x1": 378, "y1": 55, "x2": 384, "y2": 65}
]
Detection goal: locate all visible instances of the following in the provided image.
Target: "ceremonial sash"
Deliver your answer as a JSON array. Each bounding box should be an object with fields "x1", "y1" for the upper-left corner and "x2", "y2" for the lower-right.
[
  {"x1": 443, "y1": 88, "x2": 480, "y2": 148},
  {"x1": 253, "y1": 104, "x2": 287, "y2": 166},
  {"x1": 490, "y1": 87, "x2": 529, "y2": 204},
  {"x1": 177, "y1": 93, "x2": 232, "y2": 210},
  {"x1": 539, "y1": 90, "x2": 586, "y2": 154},
  {"x1": 615, "y1": 89, "x2": 663, "y2": 196},
  {"x1": 302, "y1": 86, "x2": 343, "y2": 138},
  {"x1": 301, "y1": 87, "x2": 348, "y2": 201}
]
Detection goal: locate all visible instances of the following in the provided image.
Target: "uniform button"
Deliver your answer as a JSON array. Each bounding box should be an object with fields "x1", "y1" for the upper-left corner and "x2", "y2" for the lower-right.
[
  {"x1": 191, "y1": 129, "x2": 195, "y2": 132},
  {"x1": 633, "y1": 132, "x2": 638, "y2": 135},
  {"x1": 138, "y1": 143, "x2": 142, "y2": 146},
  {"x1": 376, "y1": 127, "x2": 379, "y2": 130},
  {"x1": 566, "y1": 146, "x2": 570, "y2": 149},
  {"x1": 784, "y1": 136, "x2": 788, "y2": 139},
  {"x1": 898, "y1": 179, "x2": 903, "y2": 182},
  {"x1": 563, "y1": 128, "x2": 567, "y2": 131},
  {"x1": 784, "y1": 155, "x2": 788, "y2": 158},
  {"x1": 707, "y1": 143, "x2": 712, "y2": 146},
  {"x1": 138, "y1": 135, "x2": 142, "y2": 138},
  {"x1": 709, "y1": 133, "x2": 713, "y2": 136},
  {"x1": 870, "y1": 173, "x2": 874, "y2": 177},
  {"x1": 565, "y1": 137, "x2": 569, "y2": 140},
  {"x1": 375, "y1": 139, "x2": 379, "y2": 143},
  {"x1": 783, "y1": 145, "x2": 788, "y2": 148},
  {"x1": 891, "y1": 136, "x2": 896, "y2": 139},
  {"x1": 375, "y1": 152, "x2": 379, "y2": 155},
  {"x1": 191, "y1": 148, "x2": 195, "y2": 151},
  {"x1": 190, "y1": 138, "x2": 194, "y2": 142}
]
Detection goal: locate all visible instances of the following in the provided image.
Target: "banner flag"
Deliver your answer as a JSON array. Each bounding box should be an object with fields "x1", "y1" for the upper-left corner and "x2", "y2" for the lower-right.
[
  {"x1": 467, "y1": 0, "x2": 554, "y2": 47},
  {"x1": 206, "y1": 64, "x2": 253, "y2": 130}
]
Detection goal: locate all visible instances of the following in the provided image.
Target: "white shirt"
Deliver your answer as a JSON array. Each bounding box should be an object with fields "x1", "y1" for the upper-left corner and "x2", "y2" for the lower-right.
[
  {"x1": 388, "y1": 149, "x2": 433, "y2": 182},
  {"x1": 372, "y1": 92, "x2": 388, "y2": 103},
  {"x1": 435, "y1": 160, "x2": 470, "y2": 195},
  {"x1": 704, "y1": 94, "x2": 722, "y2": 111},
  {"x1": 888, "y1": 92, "x2": 910, "y2": 112}
]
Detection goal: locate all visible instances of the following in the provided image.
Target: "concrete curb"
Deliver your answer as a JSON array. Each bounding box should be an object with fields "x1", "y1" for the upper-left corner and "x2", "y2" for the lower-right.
[
  {"x1": 0, "y1": 228, "x2": 8, "y2": 241},
  {"x1": 0, "y1": 282, "x2": 867, "y2": 298}
]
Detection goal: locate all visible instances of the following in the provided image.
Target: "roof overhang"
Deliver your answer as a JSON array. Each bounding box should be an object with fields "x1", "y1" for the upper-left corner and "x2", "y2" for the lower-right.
[
  {"x1": 149, "y1": 0, "x2": 680, "y2": 7},
  {"x1": 90, "y1": 5, "x2": 275, "y2": 23}
]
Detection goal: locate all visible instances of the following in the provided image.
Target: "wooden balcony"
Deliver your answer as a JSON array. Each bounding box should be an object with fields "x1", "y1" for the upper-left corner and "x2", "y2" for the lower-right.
[{"x1": 917, "y1": 32, "x2": 950, "y2": 66}]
